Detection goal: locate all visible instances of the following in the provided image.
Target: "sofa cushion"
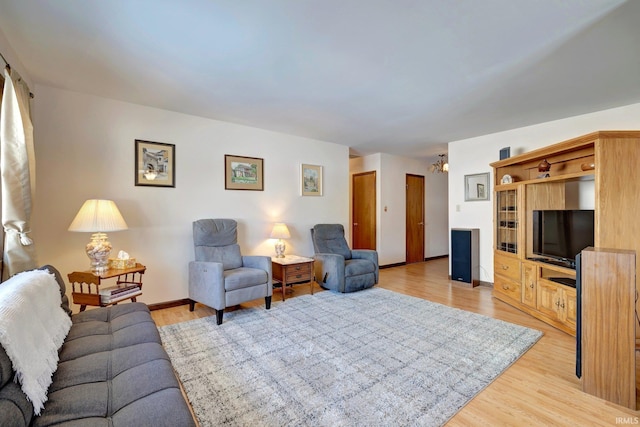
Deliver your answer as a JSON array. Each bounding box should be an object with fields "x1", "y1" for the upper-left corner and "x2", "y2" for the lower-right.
[
  {"x1": 345, "y1": 258, "x2": 376, "y2": 277},
  {"x1": 224, "y1": 267, "x2": 268, "y2": 291}
]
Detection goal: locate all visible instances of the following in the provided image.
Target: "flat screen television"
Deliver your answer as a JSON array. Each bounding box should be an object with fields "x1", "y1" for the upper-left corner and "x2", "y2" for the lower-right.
[{"x1": 532, "y1": 210, "x2": 594, "y2": 268}]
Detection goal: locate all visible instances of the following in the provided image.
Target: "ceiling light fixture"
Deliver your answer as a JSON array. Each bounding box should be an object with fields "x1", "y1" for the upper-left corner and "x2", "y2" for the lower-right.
[{"x1": 431, "y1": 154, "x2": 449, "y2": 174}]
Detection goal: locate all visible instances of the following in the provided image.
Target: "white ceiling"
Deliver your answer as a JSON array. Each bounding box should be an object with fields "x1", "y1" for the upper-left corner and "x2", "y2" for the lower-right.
[{"x1": 1, "y1": 0, "x2": 639, "y2": 159}]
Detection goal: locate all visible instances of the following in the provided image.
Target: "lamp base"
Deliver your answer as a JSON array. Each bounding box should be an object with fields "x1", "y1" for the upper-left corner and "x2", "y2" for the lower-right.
[
  {"x1": 86, "y1": 232, "x2": 112, "y2": 273},
  {"x1": 274, "y1": 240, "x2": 286, "y2": 258}
]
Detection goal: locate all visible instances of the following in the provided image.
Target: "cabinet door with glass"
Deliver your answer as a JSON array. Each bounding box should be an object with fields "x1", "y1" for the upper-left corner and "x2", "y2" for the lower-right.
[{"x1": 495, "y1": 186, "x2": 522, "y2": 255}]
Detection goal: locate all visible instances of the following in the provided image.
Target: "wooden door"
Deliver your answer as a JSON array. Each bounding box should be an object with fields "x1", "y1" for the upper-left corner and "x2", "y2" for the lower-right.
[
  {"x1": 352, "y1": 171, "x2": 376, "y2": 250},
  {"x1": 406, "y1": 174, "x2": 425, "y2": 263}
]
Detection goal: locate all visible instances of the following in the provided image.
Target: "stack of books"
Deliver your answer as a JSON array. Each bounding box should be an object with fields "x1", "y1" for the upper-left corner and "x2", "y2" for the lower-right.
[{"x1": 99, "y1": 284, "x2": 141, "y2": 304}]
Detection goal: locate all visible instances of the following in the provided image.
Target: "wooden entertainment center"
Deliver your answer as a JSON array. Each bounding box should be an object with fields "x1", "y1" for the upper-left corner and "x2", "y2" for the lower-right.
[{"x1": 490, "y1": 131, "x2": 640, "y2": 409}]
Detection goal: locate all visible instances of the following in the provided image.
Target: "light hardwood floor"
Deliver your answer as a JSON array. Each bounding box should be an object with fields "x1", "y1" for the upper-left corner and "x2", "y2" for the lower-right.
[{"x1": 151, "y1": 258, "x2": 639, "y2": 426}]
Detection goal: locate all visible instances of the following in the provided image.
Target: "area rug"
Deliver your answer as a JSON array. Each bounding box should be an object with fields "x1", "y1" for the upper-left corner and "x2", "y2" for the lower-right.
[{"x1": 158, "y1": 287, "x2": 542, "y2": 426}]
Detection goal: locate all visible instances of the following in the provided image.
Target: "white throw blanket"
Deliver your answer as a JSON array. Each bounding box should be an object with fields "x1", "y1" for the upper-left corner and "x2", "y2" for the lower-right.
[{"x1": 0, "y1": 269, "x2": 72, "y2": 415}]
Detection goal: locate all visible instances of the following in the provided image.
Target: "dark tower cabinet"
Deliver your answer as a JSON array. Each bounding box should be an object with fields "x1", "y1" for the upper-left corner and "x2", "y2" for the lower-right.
[{"x1": 451, "y1": 228, "x2": 479, "y2": 287}]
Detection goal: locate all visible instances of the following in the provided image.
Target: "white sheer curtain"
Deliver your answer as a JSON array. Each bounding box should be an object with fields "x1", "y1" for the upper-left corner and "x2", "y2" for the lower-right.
[{"x1": 0, "y1": 67, "x2": 37, "y2": 280}]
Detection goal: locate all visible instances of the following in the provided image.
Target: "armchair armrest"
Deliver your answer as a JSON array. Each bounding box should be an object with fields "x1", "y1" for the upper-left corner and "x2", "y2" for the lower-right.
[
  {"x1": 313, "y1": 253, "x2": 346, "y2": 292},
  {"x1": 189, "y1": 261, "x2": 225, "y2": 310},
  {"x1": 242, "y1": 255, "x2": 273, "y2": 296},
  {"x1": 352, "y1": 249, "x2": 379, "y2": 283},
  {"x1": 242, "y1": 255, "x2": 270, "y2": 271}
]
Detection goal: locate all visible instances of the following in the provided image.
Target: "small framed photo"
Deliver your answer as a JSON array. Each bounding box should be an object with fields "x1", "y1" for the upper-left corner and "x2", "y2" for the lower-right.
[
  {"x1": 301, "y1": 164, "x2": 323, "y2": 196},
  {"x1": 477, "y1": 183, "x2": 486, "y2": 199},
  {"x1": 464, "y1": 172, "x2": 490, "y2": 201},
  {"x1": 135, "y1": 140, "x2": 175, "y2": 187},
  {"x1": 225, "y1": 155, "x2": 264, "y2": 191}
]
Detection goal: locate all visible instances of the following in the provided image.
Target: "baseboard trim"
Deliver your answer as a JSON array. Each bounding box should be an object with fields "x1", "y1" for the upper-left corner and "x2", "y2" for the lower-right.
[
  {"x1": 149, "y1": 255, "x2": 455, "y2": 307},
  {"x1": 380, "y1": 262, "x2": 405, "y2": 269},
  {"x1": 380, "y1": 254, "x2": 448, "y2": 269},
  {"x1": 148, "y1": 298, "x2": 191, "y2": 311}
]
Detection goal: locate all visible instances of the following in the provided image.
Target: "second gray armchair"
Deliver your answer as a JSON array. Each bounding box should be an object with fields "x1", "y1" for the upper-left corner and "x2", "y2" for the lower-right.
[
  {"x1": 188, "y1": 219, "x2": 272, "y2": 325},
  {"x1": 311, "y1": 224, "x2": 378, "y2": 293}
]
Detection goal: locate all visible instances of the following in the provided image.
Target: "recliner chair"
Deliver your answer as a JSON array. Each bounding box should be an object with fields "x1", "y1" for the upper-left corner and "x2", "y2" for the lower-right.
[
  {"x1": 311, "y1": 224, "x2": 378, "y2": 293},
  {"x1": 188, "y1": 219, "x2": 272, "y2": 324}
]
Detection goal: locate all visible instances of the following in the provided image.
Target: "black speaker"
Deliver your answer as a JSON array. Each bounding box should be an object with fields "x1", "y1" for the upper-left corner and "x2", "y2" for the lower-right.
[{"x1": 451, "y1": 228, "x2": 479, "y2": 286}]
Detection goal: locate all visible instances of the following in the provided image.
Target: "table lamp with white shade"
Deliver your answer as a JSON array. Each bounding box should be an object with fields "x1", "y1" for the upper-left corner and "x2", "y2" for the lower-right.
[
  {"x1": 68, "y1": 199, "x2": 128, "y2": 273},
  {"x1": 270, "y1": 223, "x2": 290, "y2": 258}
]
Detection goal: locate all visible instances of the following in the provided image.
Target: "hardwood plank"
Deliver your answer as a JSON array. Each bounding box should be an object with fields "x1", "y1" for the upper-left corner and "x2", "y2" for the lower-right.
[{"x1": 151, "y1": 258, "x2": 640, "y2": 425}]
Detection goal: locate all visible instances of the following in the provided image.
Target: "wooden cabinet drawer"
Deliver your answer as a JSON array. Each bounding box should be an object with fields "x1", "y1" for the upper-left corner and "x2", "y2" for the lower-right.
[
  {"x1": 493, "y1": 275, "x2": 521, "y2": 302},
  {"x1": 494, "y1": 252, "x2": 521, "y2": 282},
  {"x1": 284, "y1": 262, "x2": 312, "y2": 282}
]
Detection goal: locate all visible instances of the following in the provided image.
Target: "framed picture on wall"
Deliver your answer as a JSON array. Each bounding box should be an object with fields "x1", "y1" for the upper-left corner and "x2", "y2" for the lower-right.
[
  {"x1": 301, "y1": 164, "x2": 323, "y2": 196},
  {"x1": 225, "y1": 154, "x2": 264, "y2": 190},
  {"x1": 135, "y1": 140, "x2": 175, "y2": 187},
  {"x1": 464, "y1": 172, "x2": 490, "y2": 201}
]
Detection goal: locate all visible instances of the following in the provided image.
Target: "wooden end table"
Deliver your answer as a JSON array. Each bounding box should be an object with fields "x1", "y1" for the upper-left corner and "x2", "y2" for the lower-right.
[
  {"x1": 271, "y1": 255, "x2": 315, "y2": 301},
  {"x1": 68, "y1": 263, "x2": 146, "y2": 312}
]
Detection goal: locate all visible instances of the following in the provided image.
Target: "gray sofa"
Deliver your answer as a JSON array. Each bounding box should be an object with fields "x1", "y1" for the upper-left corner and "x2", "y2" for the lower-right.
[{"x1": 0, "y1": 265, "x2": 195, "y2": 427}]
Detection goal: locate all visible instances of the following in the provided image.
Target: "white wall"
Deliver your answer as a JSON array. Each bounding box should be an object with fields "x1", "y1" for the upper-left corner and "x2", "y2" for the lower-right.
[
  {"x1": 448, "y1": 102, "x2": 640, "y2": 283},
  {"x1": 350, "y1": 153, "x2": 448, "y2": 266},
  {"x1": 0, "y1": 30, "x2": 31, "y2": 86},
  {"x1": 31, "y1": 85, "x2": 350, "y2": 307}
]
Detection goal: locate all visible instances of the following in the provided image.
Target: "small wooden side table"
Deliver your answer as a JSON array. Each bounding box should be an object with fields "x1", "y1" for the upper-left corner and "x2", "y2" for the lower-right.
[
  {"x1": 68, "y1": 263, "x2": 146, "y2": 312},
  {"x1": 271, "y1": 255, "x2": 314, "y2": 301}
]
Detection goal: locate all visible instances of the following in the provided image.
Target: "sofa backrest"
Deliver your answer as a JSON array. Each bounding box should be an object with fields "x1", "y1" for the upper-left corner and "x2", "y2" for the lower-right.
[
  {"x1": 38, "y1": 265, "x2": 72, "y2": 317},
  {"x1": 0, "y1": 344, "x2": 33, "y2": 426},
  {"x1": 0, "y1": 265, "x2": 70, "y2": 427}
]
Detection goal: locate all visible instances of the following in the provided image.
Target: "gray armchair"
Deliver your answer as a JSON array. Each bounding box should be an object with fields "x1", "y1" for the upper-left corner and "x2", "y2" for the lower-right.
[
  {"x1": 311, "y1": 224, "x2": 378, "y2": 293},
  {"x1": 189, "y1": 219, "x2": 272, "y2": 325}
]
